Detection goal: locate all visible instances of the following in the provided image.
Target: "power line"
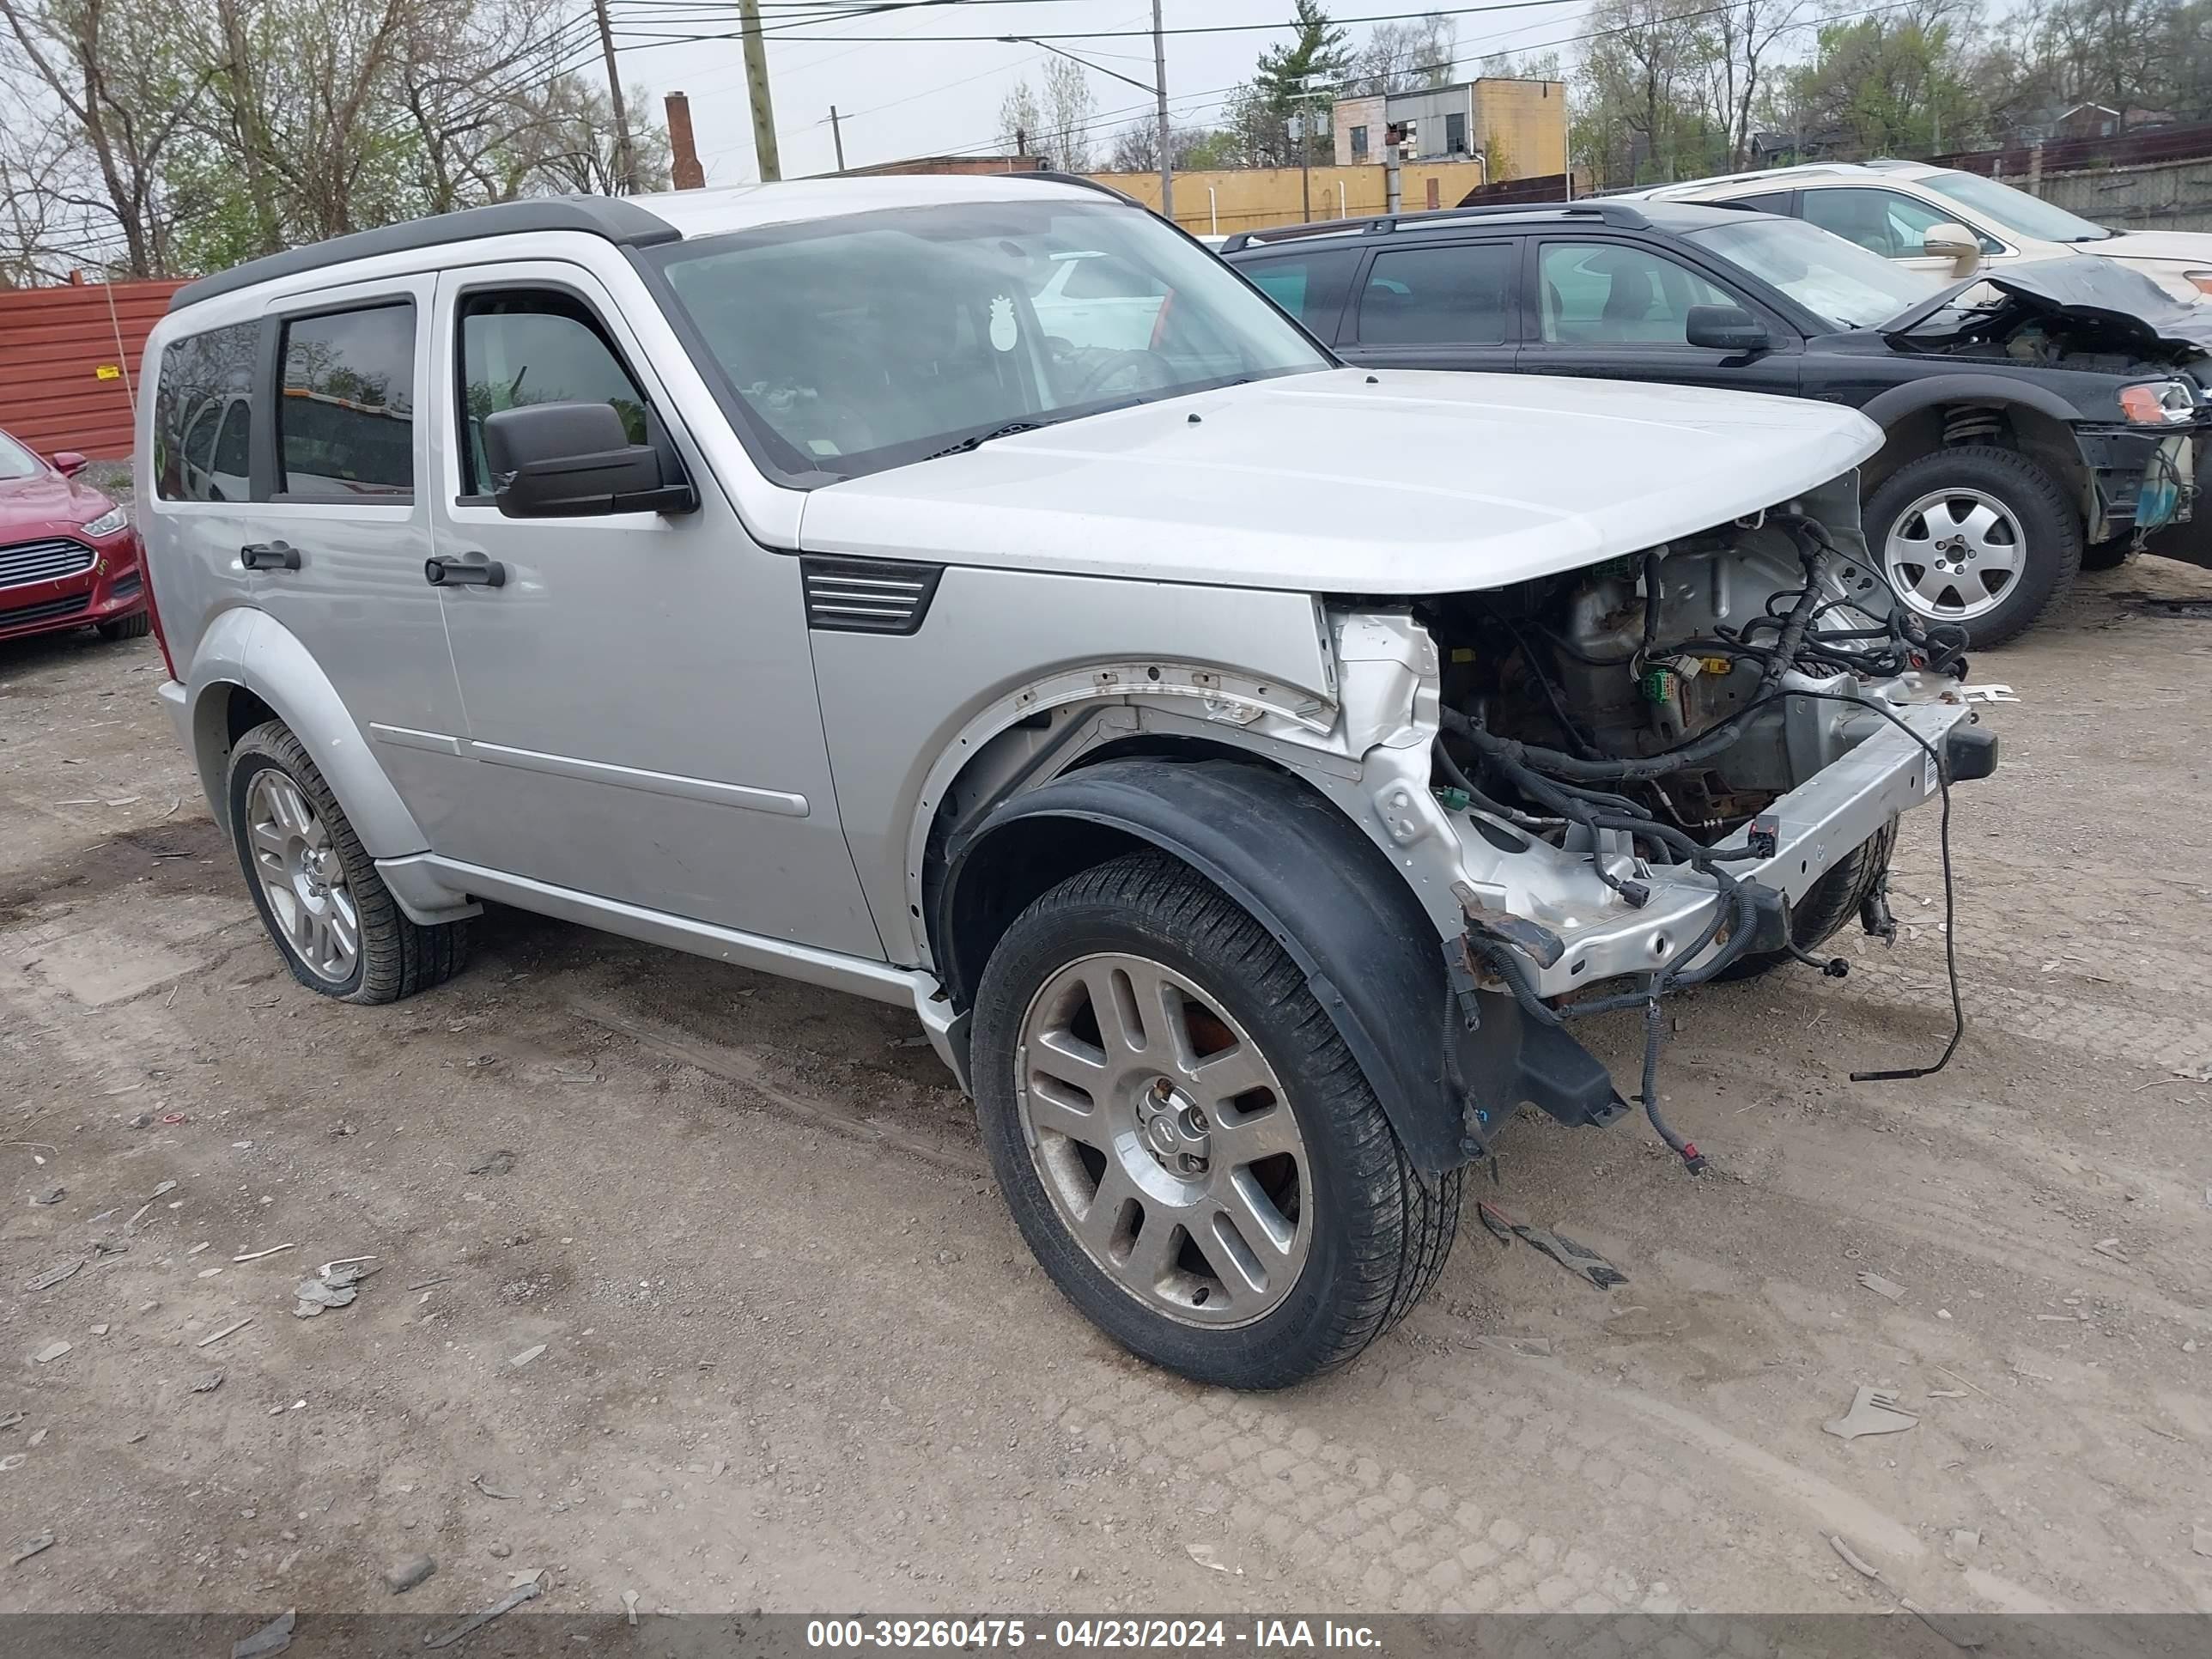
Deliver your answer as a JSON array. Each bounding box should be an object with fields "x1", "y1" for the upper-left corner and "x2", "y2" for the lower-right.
[
  {"x1": 633, "y1": 0, "x2": 1595, "y2": 46},
  {"x1": 826, "y1": 0, "x2": 1947, "y2": 170}
]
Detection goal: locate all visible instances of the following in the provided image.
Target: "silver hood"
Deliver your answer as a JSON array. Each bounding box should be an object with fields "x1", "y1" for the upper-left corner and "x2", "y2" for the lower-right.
[{"x1": 797, "y1": 368, "x2": 1883, "y2": 596}]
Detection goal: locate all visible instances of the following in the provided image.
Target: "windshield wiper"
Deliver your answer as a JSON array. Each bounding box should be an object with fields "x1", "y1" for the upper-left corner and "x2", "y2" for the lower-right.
[{"x1": 923, "y1": 419, "x2": 1048, "y2": 460}]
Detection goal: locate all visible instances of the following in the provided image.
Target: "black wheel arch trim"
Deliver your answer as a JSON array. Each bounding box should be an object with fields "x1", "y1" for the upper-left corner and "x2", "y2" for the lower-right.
[
  {"x1": 936, "y1": 757, "x2": 1621, "y2": 1175},
  {"x1": 1860, "y1": 373, "x2": 2084, "y2": 434}
]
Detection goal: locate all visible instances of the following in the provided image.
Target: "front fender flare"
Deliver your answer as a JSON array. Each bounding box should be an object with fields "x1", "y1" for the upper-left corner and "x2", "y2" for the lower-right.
[
  {"x1": 185, "y1": 607, "x2": 428, "y2": 860},
  {"x1": 940, "y1": 757, "x2": 1471, "y2": 1173},
  {"x1": 1860, "y1": 373, "x2": 2082, "y2": 432}
]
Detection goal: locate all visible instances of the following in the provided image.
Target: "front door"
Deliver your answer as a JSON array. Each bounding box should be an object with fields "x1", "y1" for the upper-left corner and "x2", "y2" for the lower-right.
[
  {"x1": 1796, "y1": 186, "x2": 2004, "y2": 280},
  {"x1": 247, "y1": 277, "x2": 473, "y2": 842},
  {"x1": 424, "y1": 262, "x2": 881, "y2": 958},
  {"x1": 1518, "y1": 236, "x2": 1803, "y2": 398}
]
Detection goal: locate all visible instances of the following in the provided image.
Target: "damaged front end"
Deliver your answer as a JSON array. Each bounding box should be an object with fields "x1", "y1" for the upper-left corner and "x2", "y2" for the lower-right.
[
  {"x1": 1884, "y1": 257, "x2": 2212, "y2": 562},
  {"x1": 1342, "y1": 472, "x2": 1993, "y2": 1170}
]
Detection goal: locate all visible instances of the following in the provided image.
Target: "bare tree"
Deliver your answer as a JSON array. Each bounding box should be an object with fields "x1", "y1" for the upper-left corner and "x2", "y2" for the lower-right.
[
  {"x1": 0, "y1": 0, "x2": 206, "y2": 275},
  {"x1": 1345, "y1": 14, "x2": 1457, "y2": 96},
  {"x1": 1104, "y1": 118, "x2": 1216, "y2": 173},
  {"x1": 0, "y1": 118, "x2": 86, "y2": 283},
  {"x1": 504, "y1": 78, "x2": 670, "y2": 198},
  {"x1": 999, "y1": 58, "x2": 1096, "y2": 170}
]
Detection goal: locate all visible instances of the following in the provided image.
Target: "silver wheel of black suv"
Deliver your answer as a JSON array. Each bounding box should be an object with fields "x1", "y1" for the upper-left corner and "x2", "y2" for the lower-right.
[
  {"x1": 971, "y1": 851, "x2": 1460, "y2": 1390},
  {"x1": 226, "y1": 721, "x2": 470, "y2": 1004}
]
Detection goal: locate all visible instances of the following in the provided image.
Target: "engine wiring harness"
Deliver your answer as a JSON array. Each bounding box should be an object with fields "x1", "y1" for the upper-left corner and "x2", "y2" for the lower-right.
[{"x1": 1434, "y1": 513, "x2": 1973, "y2": 1175}]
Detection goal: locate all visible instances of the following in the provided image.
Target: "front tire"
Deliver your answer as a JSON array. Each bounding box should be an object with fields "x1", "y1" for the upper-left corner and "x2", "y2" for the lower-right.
[
  {"x1": 1866, "y1": 444, "x2": 2081, "y2": 648},
  {"x1": 971, "y1": 852, "x2": 1459, "y2": 1389},
  {"x1": 227, "y1": 721, "x2": 469, "y2": 1004},
  {"x1": 96, "y1": 611, "x2": 151, "y2": 641}
]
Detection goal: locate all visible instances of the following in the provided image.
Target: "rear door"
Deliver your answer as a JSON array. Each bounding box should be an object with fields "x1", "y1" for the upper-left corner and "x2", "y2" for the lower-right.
[
  {"x1": 1335, "y1": 238, "x2": 1522, "y2": 373},
  {"x1": 1233, "y1": 245, "x2": 1366, "y2": 346},
  {"x1": 246, "y1": 277, "x2": 473, "y2": 837},
  {"x1": 1517, "y1": 234, "x2": 1802, "y2": 398}
]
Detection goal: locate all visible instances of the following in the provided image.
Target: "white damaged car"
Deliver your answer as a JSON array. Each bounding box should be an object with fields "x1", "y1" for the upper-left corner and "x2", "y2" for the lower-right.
[{"x1": 139, "y1": 173, "x2": 1995, "y2": 1387}]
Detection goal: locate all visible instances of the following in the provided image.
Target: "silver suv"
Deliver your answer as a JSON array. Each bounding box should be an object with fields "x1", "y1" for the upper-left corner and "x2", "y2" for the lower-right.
[{"x1": 138, "y1": 175, "x2": 1995, "y2": 1388}]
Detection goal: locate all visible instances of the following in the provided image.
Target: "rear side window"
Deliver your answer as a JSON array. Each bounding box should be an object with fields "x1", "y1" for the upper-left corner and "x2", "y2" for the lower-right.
[
  {"x1": 1357, "y1": 244, "x2": 1515, "y2": 345},
  {"x1": 1242, "y1": 249, "x2": 1362, "y2": 338},
  {"x1": 456, "y1": 291, "x2": 649, "y2": 499},
  {"x1": 1723, "y1": 191, "x2": 1791, "y2": 215},
  {"x1": 278, "y1": 303, "x2": 416, "y2": 501},
  {"x1": 155, "y1": 322, "x2": 258, "y2": 502}
]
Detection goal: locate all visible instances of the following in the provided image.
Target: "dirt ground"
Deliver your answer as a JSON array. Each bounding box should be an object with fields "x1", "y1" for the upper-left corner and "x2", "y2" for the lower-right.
[{"x1": 3, "y1": 551, "x2": 2211, "y2": 1630}]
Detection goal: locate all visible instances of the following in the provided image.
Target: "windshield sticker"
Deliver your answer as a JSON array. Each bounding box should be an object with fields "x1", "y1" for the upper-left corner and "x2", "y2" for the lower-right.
[{"x1": 989, "y1": 295, "x2": 1018, "y2": 352}]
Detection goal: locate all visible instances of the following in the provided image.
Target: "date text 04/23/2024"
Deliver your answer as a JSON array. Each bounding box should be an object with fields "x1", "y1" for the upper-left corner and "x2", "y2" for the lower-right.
[{"x1": 804, "y1": 1620, "x2": 1382, "y2": 1650}]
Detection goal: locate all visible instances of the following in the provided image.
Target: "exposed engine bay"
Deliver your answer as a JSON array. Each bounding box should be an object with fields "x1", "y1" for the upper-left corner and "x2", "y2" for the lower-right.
[
  {"x1": 1423, "y1": 508, "x2": 1965, "y2": 861},
  {"x1": 1882, "y1": 253, "x2": 2212, "y2": 373},
  {"x1": 1406, "y1": 497, "x2": 1974, "y2": 1173}
]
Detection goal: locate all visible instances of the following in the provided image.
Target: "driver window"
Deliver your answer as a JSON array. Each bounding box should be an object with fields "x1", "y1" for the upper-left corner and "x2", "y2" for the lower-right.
[
  {"x1": 1538, "y1": 241, "x2": 1736, "y2": 345},
  {"x1": 1802, "y1": 188, "x2": 2002, "y2": 258},
  {"x1": 457, "y1": 290, "x2": 649, "y2": 498}
]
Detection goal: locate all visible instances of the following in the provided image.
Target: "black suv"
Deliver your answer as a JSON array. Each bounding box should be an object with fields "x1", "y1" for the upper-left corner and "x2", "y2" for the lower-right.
[{"x1": 1224, "y1": 199, "x2": 2211, "y2": 646}]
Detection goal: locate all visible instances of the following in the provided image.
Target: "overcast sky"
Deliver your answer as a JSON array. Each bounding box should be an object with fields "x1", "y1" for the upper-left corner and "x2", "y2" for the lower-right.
[{"x1": 611, "y1": 0, "x2": 1592, "y2": 184}]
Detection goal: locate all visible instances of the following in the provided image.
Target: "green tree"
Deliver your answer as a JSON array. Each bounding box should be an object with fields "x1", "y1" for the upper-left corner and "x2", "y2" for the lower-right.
[
  {"x1": 1253, "y1": 1, "x2": 1352, "y2": 162},
  {"x1": 1780, "y1": 5, "x2": 1979, "y2": 158}
]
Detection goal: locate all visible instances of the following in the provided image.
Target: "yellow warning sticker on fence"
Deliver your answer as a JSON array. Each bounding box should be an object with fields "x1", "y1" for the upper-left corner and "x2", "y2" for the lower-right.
[{"x1": 95, "y1": 364, "x2": 121, "y2": 380}]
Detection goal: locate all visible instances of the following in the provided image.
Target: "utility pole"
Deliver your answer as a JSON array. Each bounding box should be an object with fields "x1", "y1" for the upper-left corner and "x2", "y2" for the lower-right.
[
  {"x1": 591, "y1": 0, "x2": 639, "y2": 193},
  {"x1": 830, "y1": 105, "x2": 847, "y2": 172},
  {"x1": 738, "y1": 0, "x2": 782, "y2": 182},
  {"x1": 1291, "y1": 77, "x2": 1332, "y2": 225},
  {"x1": 1150, "y1": 0, "x2": 1173, "y2": 222}
]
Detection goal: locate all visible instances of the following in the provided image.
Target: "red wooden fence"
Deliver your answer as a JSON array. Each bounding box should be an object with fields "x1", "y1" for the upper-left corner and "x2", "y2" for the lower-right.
[{"x1": 0, "y1": 278, "x2": 186, "y2": 462}]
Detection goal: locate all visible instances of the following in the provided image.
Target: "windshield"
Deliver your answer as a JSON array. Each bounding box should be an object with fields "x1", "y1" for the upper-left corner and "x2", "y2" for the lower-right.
[
  {"x1": 1918, "y1": 168, "x2": 2112, "y2": 244},
  {"x1": 1685, "y1": 215, "x2": 1939, "y2": 329},
  {"x1": 651, "y1": 198, "x2": 1330, "y2": 484},
  {"x1": 0, "y1": 430, "x2": 42, "y2": 480}
]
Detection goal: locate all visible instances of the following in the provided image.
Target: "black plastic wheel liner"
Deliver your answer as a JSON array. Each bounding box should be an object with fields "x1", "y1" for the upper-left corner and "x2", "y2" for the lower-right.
[{"x1": 940, "y1": 757, "x2": 1625, "y2": 1175}]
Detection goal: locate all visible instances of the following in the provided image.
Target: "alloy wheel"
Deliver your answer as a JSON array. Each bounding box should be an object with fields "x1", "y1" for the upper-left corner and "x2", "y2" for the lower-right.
[
  {"x1": 244, "y1": 769, "x2": 359, "y2": 983},
  {"x1": 1014, "y1": 952, "x2": 1311, "y2": 1328},
  {"x1": 1882, "y1": 486, "x2": 2024, "y2": 623}
]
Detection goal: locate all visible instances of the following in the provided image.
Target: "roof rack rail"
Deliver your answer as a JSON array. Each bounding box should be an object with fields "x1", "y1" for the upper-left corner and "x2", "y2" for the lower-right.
[
  {"x1": 1015, "y1": 168, "x2": 1146, "y2": 208},
  {"x1": 169, "y1": 196, "x2": 682, "y2": 313},
  {"x1": 1218, "y1": 198, "x2": 1649, "y2": 252}
]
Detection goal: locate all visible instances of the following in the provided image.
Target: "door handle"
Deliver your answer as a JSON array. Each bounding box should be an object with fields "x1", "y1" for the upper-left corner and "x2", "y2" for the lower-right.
[
  {"x1": 240, "y1": 540, "x2": 301, "y2": 571},
  {"x1": 424, "y1": 553, "x2": 506, "y2": 588}
]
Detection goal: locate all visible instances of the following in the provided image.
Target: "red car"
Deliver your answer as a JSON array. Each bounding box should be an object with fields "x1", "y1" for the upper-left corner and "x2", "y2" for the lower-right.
[{"x1": 0, "y1": 426, "x2": 148, "y2": 647}]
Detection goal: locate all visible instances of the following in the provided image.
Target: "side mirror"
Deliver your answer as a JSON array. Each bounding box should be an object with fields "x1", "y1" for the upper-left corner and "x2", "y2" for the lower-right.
[
  {"x1": 482, "y1": 401, "x2": 696, "y2": 519},
  {"x1": 50, "y1": 451, "x2": 88, "y2": 477},
  {"x1": 1685, "y1": 304, "x2": 1771, "y2": 355},
  {"x1": 1921, "y1": 222, "x2": 1982, "y2": 278}
]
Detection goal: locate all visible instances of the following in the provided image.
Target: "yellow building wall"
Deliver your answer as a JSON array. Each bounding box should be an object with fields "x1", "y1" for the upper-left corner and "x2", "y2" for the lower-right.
[
  {"x1": 1470, "y1": 80, "x2": 1568, "y2": 181},
  {"x1": 1088, "y1": 161, "x2": 1494, "y2": 236}
]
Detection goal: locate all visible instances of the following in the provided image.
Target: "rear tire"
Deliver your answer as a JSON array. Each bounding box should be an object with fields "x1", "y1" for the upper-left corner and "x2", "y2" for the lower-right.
[
  {"x1": 96, "y1": 611, "x2": 151, "y2": 641},
  {"x1": 1866, "y1": 445, "x2": 2080, "y2": 648},
  {"x1": 970, "y1": 851, "x2": 1459, "y2": 1389},
  {"x1": 227, "y1": 720, "x2": 469, "y2": 1004},
  {"x1": 1714, "y1": 817, "x2": 1898, "y2": 982}
]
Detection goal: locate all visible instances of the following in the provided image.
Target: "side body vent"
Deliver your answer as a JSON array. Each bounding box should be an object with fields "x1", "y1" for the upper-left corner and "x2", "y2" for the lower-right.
[{"x1": 801, "y1": 556, "x2": 945, "y2": 635}]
